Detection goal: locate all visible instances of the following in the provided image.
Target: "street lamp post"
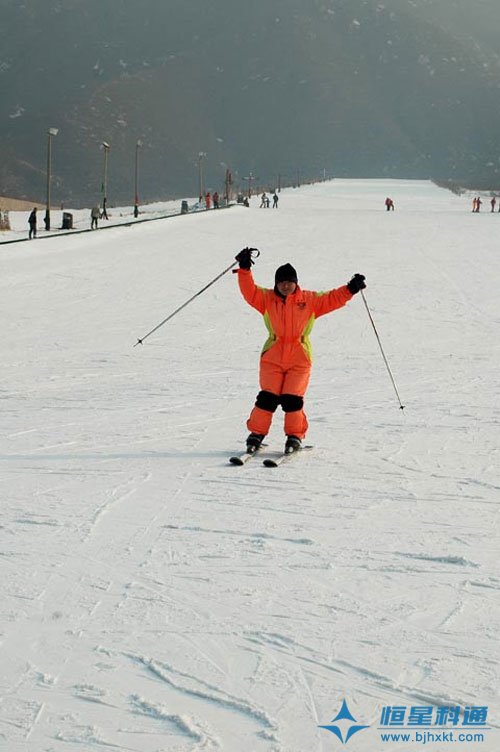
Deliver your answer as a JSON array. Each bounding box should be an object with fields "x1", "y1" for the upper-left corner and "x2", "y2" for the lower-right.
[
  {"x1": 243, "y1": 171, "x2": 256, "y2": 198},
  {"x1": 45, "y1": 127, "x2": 59, "y2": 231},
  {"x1": 220, "y1": 162, "x2": 232, "y2": 205},
  {"x1": 224, "y1": 167, "x2": 232, "y2": 205},
  {"x1": 198, "y1": 152, "x2": 207, "y2": 201},
  {"x1": 134, "y1": 139, "x2": 142, "y2": 218},
  {"x1": 101, "y1": 141, "x2": 110, "y2": 219}
]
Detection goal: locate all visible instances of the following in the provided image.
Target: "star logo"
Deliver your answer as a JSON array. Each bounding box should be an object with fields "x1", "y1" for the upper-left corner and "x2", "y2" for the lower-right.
[{"x1": 319, "y1": 699, "x2": 370, "y2": 744}]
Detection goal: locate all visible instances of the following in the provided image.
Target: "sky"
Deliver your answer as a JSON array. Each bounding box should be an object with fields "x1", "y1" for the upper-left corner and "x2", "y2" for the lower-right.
[{"x1": 0, "y1": 179, "x2": 499, "y2": 751}]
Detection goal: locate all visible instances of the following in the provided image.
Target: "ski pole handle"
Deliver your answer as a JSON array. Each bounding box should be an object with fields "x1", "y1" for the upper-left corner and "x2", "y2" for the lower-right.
[{"x1": 232, "y1": 247, "x2": 260, "y2": 272}]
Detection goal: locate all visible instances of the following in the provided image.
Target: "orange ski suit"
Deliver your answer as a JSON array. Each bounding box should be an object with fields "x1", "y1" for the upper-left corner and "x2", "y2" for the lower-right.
[{"x1": 238, "y1": 269, "x2": 353, "y2": 438}]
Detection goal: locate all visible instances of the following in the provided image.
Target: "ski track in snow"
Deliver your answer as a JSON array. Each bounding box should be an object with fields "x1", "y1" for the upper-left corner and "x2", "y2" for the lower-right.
[{"x1": 0, "y1": 180, "x2": 499, "y2": 750}]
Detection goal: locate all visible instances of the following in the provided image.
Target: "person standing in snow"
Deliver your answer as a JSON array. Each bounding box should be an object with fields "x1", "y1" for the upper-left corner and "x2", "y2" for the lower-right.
[
  {"x1": 28, "y1": 208, "x2": 37, "y2": 239},
  {"x1": 234, "y1": 248, "x2": 366, "y2": 452},
  {"x1": 90, "y1": 205, "x2": 100, "y2": 229},
  {"x1": 491, "y1": 197, "x2": 496, "y2": 213},
  {"x1": 205, "y1": 192, "x2": 212, "y2": 210},
  {"x1": 272, "y1": 192, "x2": 279, "y2": 208},
  {"x1": 101, "y1": 197, "x2": 109, "y2": 220},
  {"x1": 260, "y1": 192, "x2": 267, "y2": 208},
  {"x1": 213, "y1": 191, "x2": 220, "y2": 209}
]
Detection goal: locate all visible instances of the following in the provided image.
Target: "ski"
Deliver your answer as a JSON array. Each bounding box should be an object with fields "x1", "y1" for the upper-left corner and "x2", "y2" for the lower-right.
[
  {"x1": 229, "y1": 445, "x2": 264, "y2": 465},
  {"x1": 263, "y1": 445, "x2": 313, "y2": 468}
]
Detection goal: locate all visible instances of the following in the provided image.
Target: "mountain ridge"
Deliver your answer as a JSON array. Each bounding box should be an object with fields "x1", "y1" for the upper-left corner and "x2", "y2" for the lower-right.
[{"x1": 2, "y1": 0, "x2": 500, "y2": 204}]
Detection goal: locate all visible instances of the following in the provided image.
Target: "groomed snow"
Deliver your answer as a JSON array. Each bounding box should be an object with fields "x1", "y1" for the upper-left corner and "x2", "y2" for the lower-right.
[{"x1": 0, "y1": 179, "x2": 498, "y2": 751}]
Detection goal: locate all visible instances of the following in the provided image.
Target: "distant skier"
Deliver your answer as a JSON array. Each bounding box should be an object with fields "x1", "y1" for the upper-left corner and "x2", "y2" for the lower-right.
[
  {"x1": 91, "y1": 205, "x2": 100, "y2": 229},
  {"x1": 272, "y1": 192, "x2": 279, "y2": 208},
  {"x1": 491, "y1": 197, "x2": 496, "y2": 213},
  {"x1": 28, "y1": 208, "x2": 37, "y2": 239},
  {"x1": 234, "y1": 248, "x2": 366, "y2": 453},
  {"x1": 101, "y1": 197, "x2": 109, "y2": 220},
  {"x1": 385, "y1": 197, "x2": 394, "y2": 211},
  {"x1": 205, "y1": 192, "x2": 212, "y2": 210},
  {"x1": 260, "y1": 192, "x2": 267, "y2": 208},
  {"x1": 213, "y1": 191, "x2": 220, "y2": 209}
]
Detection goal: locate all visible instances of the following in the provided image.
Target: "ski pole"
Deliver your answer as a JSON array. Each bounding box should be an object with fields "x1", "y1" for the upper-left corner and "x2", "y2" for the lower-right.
[
  {"x1": 360, "y1": 290, "x2": 405, "y2": 410},
  {"x1": 134, "y1": 249, "x2": 259, "y2": 346}
]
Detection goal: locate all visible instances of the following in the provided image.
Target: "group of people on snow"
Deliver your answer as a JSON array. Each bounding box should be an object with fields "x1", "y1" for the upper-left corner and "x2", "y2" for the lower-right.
[
  {"x1": 472, "y1": 196, "x2": 500, "y2": 213},
  {"x1": 27, "y1": 207, "x2": 52, "y2": 238},
  {"x1": 202, "y1": 190, "x2": 279, "y2": 210},
  {"x1": 204, "y1": 192, "x2": 221, "y2": 209},
  {"x1": 260, "y1": 192, "x2": 279, "y2": 208}
]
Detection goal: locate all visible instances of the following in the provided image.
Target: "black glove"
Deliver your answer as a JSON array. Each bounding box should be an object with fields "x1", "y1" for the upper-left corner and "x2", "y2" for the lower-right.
[
  {"x1": 347, "y1": 273, "x2": 366, "y2": 295},
  {"x1": 235, "y1": 247, "x2": 257, "y2": 270}
]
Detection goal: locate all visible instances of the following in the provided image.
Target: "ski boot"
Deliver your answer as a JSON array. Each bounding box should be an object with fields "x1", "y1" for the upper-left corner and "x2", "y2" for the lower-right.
[
  {"x1": 246, "y1": 433, "x2": 265, "y2": 454},
  {"x1": 285, "y1": 435, "x2": 302, "y2": 454}
]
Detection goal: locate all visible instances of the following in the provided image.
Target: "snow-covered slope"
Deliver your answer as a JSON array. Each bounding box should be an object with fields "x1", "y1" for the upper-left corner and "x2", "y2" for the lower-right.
[{"x1": 0, "y1": 180, "x2": 498, "y2": 751}]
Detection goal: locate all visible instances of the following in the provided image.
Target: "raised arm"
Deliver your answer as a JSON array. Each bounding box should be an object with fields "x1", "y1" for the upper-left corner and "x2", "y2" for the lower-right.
[
  {"x1": 237, "y1": 269, "x2": 267, "y2": 313},
  {"x1": 312, "y1": 274, "x2": 366, "y2": 317},
  {"x1": 235, "y1": 247, "x2": 266, "y2": 313}
]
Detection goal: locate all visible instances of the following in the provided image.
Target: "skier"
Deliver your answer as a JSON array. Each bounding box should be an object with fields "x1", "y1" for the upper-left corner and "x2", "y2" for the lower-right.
[
  {"x1": 491, "y1": 197, "x2": 496, "y2": 213},
  {"x1": 272, "y1": 192, "x2": 279, "y2": 208},
  {"x1": 90, "y1": 205, "x2": 100, "y2": 229},
  {"x1": 205, "y1": 192, "x2": 212, "y2": 210},
  {"x1": 234, "y1": 248, "x2": 366, "y2": 453},
  {"x1": 28, "y1": 207, "x2": 37, "y2": 239}
]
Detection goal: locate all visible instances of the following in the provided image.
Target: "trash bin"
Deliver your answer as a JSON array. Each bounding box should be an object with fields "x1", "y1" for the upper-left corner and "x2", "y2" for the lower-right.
[
  {"x1": 180, "y1": 200, "x2": 189, "y2": 215},
  {"x1": 62, "y1": 212, "x2": 73, "y2": 230}
]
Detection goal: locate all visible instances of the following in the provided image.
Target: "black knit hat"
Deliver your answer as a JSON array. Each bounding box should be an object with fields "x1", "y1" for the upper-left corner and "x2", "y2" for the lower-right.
[{"x1": 275, "y1": 263, "x2": 298, "y2": 284}]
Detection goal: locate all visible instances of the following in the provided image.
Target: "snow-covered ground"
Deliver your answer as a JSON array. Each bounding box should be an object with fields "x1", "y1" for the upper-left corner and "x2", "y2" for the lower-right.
[{"x1": 0, "y1": 179, "x2": 498, "y2": 751}]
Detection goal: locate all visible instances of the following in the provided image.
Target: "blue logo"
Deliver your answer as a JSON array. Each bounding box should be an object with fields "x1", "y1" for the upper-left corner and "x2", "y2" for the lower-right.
[{"x1": 319, "y1": 699, "x2": 370, "y2": 744}]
